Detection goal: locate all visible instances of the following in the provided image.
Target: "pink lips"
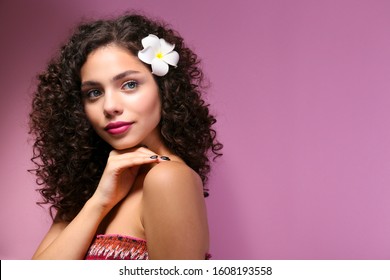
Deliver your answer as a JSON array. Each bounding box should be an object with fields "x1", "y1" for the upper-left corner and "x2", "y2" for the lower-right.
[{"x1": 104, "y1": 121, "x2": 133, "y2": 135}]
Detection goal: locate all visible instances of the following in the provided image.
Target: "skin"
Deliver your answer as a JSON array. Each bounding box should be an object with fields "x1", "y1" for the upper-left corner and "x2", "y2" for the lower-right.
[{"x1": 32, "y1": 44, "x2": 209, "y2": 259}]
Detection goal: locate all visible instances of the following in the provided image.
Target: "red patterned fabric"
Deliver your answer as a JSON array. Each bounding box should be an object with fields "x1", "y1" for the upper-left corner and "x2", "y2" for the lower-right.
[
  {"x1": 85, "y1": 234, "x2": 148, "y2": 260},
  {"x1": 85, "y1": 234, "x2": 211, "y2": 260}
]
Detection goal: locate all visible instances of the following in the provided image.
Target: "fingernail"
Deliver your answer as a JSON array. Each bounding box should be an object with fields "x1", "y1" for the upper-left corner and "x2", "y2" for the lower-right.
[
  {"x1": 160, "y1": 156, "x2": 171, "y2": 161},
  {"x1": 150, "y1": 155, "x2": 158, "y2": 159}
]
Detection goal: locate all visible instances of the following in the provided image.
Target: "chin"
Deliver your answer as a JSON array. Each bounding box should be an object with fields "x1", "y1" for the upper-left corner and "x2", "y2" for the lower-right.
[
  {"x1": 103, "y1": 138, "x2": 137, "y2": 150},
  {"x1": 111, "y1": 143, "x2": 140, "y2": 150}
]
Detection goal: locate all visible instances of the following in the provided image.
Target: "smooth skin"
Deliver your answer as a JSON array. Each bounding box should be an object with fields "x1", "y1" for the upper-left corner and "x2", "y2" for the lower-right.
[{"x1": 32, "y1": 44, "x2": 209, "y2": 259}]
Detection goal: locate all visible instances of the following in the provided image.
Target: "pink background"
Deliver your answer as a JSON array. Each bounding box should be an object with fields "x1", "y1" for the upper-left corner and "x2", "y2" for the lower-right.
[{"x1": 1, "y1": 0, "x2": 390, "y2": 259}]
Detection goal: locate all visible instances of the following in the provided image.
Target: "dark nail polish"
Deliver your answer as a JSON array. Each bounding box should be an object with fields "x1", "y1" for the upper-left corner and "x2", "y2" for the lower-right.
[
  {"x1": 150, "y1": 155, "x2": 158, "y2": 159},
  {"x1": 160, "y1": 156, "x2": 171, "y2": 161}
]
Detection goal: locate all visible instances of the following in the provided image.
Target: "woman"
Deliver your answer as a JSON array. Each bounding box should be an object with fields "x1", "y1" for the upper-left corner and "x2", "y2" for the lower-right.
[{"x1": 29, "y1": 12, "x2": 222, "y2": 260}]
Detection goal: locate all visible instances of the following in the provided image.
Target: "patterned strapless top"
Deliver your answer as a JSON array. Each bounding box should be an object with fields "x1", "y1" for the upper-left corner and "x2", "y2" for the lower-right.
[
  {"x1": 85, "y1": 234, "x2": 210, "y2": 260},
  {"x1": 85, "y1": 234, "x2": 148, "y2": 260}
]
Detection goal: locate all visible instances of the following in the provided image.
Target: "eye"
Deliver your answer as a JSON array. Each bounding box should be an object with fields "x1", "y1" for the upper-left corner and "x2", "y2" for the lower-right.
[
  {"x1": 84, "y1": 89, "x2": 102, "y2": 99},
  {"x1": 122, "y1": 80, "x2": 138, "y2": 91}
]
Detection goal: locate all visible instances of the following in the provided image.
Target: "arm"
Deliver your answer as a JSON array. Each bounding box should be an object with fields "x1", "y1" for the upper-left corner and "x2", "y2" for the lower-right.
[
  {"x1": 32, "y1": 198, "x2": 109, "y2": 259},
  {"x1": 142, "y1": 162, "x2": 209, "y2": 259},
  {"x1": 32, "y1": 147, "x2": 159, "y2": 259}
]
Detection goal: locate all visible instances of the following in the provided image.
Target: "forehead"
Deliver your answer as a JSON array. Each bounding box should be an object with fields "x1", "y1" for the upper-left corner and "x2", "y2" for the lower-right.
[{"x1": 80, "y1": 44, "x2": 150, "y2": 81}]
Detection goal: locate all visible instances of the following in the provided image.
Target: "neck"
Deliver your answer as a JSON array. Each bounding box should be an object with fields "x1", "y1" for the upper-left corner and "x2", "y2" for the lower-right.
[{"x1": 142, "y1": 130, "x2": 182, "y2": 162}]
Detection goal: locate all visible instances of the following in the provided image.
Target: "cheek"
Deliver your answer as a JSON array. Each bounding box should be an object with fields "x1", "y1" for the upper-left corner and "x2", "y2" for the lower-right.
[
  {"x1": 136, "y1": 91, "x2": 161, "y2": 118},
  {"x1": 147, "y1": 97, "x2": 162, "y2": 122}
]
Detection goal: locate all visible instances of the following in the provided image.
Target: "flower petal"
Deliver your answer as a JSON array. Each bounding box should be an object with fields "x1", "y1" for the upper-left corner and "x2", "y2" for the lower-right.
[
  {"x1": 138, "y1": 46, "x2": 156, "y2": 64},
  {"x1": 141, "y1": 34, "x2": 160, "y2": 50},
  {"x1": 163, "y1": 51, "x2": 179, "y2": 67},
  {"x1": 160, "y1": 38, "x2": 175, "y2": 55},
  {"x1": 151, "y1": 58, "x2": 169, "y2": 76}
]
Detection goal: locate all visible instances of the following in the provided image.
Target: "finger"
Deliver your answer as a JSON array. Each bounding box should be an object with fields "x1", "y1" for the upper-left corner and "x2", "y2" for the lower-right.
[
  {"x1": 110, "y1": 146, "x2": 158, "y2": 157},
  {"x1": 109, "y1": 151, "x2": 154, "y2": 162},
  {"x1": 107, "y1": 155, "x2": 159, "y2": 173}
]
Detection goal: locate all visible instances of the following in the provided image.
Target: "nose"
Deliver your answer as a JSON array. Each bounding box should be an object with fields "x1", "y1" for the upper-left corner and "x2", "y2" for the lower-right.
[{"x1": 103, "y1": 91, "x2": 123, "y2": 118}]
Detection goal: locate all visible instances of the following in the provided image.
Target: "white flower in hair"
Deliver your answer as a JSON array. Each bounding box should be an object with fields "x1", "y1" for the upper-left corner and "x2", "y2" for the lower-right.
[{"x1": 138, "y1": 34, "x2": 179, "y2": 76}]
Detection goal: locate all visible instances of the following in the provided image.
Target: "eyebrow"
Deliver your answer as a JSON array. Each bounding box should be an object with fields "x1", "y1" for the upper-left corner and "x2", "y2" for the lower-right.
[
  {"x1": 81, "y1": 70, "x2": 141, "y2": 88},
  {"x1": 113, "y1": 70, "x2": 141, "y2": 81}
]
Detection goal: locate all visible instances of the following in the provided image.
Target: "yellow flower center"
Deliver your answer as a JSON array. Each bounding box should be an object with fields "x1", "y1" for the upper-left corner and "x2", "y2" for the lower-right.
[{"x1": 156, "y1": 52, "x2": 163, "y2": 59}]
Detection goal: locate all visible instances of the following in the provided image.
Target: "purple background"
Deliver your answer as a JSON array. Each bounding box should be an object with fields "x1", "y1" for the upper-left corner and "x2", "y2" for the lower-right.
[{"x1": 1, "y1": 0, "x2": 390, "y2": 259}]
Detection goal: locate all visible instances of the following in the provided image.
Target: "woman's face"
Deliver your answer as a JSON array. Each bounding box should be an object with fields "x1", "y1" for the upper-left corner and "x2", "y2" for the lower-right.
[{"x1": 81, "y1": 44, "x2": 162, "y2": 150}]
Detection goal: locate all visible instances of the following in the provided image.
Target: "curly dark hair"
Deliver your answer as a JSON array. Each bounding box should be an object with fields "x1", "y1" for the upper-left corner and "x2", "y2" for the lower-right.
[{"x1": 29, "y1": 12, "x2": 223, "y2": 222}]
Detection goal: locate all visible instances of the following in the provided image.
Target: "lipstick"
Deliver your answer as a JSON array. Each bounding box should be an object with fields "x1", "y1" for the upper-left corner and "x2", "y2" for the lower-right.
[{"x1": 104, "y1": 121, "x2": 133, "y2": 135}]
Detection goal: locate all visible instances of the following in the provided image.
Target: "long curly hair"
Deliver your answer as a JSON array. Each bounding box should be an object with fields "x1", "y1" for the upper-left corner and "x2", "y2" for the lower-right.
[{"x1": 29, "y1": 12, "x2": 223, "y2": 222}]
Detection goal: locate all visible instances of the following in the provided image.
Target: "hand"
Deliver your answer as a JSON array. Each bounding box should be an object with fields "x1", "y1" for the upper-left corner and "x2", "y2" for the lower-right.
[{"x1": 91, "y1": 146, "x2": 159, "y2": 210}]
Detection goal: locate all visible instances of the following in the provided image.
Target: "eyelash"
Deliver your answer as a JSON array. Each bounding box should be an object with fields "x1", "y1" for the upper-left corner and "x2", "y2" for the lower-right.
[
  {"x1": 83, "y1": 80, "x2": 139, "y2": 100},
  {"x1": 85, "y1": 89, "x2": 102, "y2": 100},
  {"x1": 122, "y1": 80, "x2": 138, "y2": 90}
]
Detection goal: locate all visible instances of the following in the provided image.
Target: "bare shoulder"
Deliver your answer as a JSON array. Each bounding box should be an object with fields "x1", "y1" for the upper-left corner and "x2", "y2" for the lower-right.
[
  {"x1": 141, "y1": 161, "x2": 209, "y2": 259},
  {"x1": 143, "y1": 161, "x2": 204, "y2": 197}
]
